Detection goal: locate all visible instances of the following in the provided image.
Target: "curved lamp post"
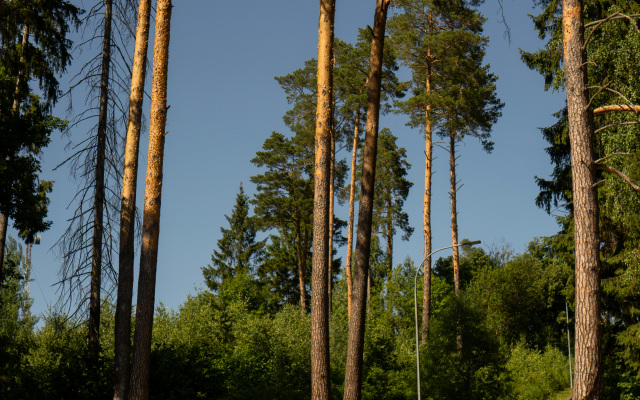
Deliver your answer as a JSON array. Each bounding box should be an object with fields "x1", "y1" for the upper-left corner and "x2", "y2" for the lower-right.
[{"x1": 413, "y1": 240, "x2": 481, "y2": 400}]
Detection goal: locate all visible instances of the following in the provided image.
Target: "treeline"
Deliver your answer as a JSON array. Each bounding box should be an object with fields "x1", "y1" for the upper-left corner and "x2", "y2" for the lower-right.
[{"x1": 2, "y1": 236, "x2": 578, "y2": 399}]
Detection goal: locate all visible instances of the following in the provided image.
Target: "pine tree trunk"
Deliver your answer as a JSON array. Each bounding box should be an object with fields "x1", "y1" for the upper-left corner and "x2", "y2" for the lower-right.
[
  {"x1": 113, "y1": 0, "x2": 151, "y2": 398},
  {"x1": 449, "y1": 130, "x2": 462, "y2": 354},
  {"x1": 343, "y1": 1, "x2": 390, "y2": 398},
  {"x1": 327, "y1": 123, "x2": 335, "y2": 310},
  {"x1": 386, "y1": 191, "x2": 393, "y2": 281},
  {"x1": 0, "y1": 213, "x2": 7, "y2": 279},
  {"x1": 421, "y1": 56, "x2": 433, "y2": 345},
  {"x1": 562, "y1": 0, "x2": 603, "y2": 398},
  {"x1": 295, "y1": 217, "x2": 307, "y2": 313},
  {"x1": 346, "y1": 110, "x2": 360, "y2": 322},
  {"x1": 0, "y1": 25, "x2": 29, "y2": 286},
  {"x1": 128, "y1": 0, "x2": 172, "y2": 398},
  {"x1": 88, "y1": 0, "x2": 113, "y2": 364},
  {"x1": 310, "y1": 0, "x2": 335, "y2": 397}
]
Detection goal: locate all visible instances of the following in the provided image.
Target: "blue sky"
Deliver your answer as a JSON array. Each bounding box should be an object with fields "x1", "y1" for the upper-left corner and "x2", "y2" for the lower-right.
[{"x1": 13, "y1": 0, "x2": 567, "y2": 318}]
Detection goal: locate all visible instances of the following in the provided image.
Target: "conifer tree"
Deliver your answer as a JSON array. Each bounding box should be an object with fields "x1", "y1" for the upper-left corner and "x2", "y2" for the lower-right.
[
  {"x1": 251, "y1": 132, "x2": 314, "y2": 312},
  {"x1": 0, "y1": 0, "x2": 79, "y2": 284},
  {"x1": 113, "y1": 0, "x2": 151, "y2": 397},
  {"x1": 371, "y1": 128, "x2": 413, "y2": 279},
  {"x1": 202, "y1": 184, "x2": 263, "y2": 293},
  {"x1": 344, "y1": 0, "x2": 391, "y2": 398},
  {"x1": 388, "y1": 0, "x2": 502, "y2": 344},
  {"x1": 129, "y1": 0, "x2": 172, "y2": 397}
]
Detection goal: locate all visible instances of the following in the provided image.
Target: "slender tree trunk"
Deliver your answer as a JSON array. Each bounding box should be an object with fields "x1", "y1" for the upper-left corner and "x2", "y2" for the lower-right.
[
  {"x1": 88, "y1": 0, "x2": 113, "y2": 363},
  {"x1": 0, "y1": 213, "x2": 7, "y2": 279},
  {"x1": 310, "y1": 0, "x2": 335, "y2": 397},
  {"x1": 128, "y1": 0, "x2": 172, "y2": 398},
  {"x1": 449, "y1": 129, "x2": 462, "y2": 354},
  {"x1": 343, "y1": 1, "x2": 390, "y2": 398},
  {"x1": 113, "y1": 0, "x2": 151, "y2": 398},
  {"x1": 0, "y1": 24, "x2": 29, "y2": 283},
  {"x1": 386, "y1": 196, "x2": 393, "y2": 281},
  {"x1": 346, "y1": 110, "x2": 360, "y2": 322},
  {"x1": 562, "y1": 0, "x2": 603, "y2": 398},
  {"x1": 421, "y1": 56, "x2": 433, "y2": 345},
  {"x1": 295, "y1": 217, "x2": 307, "y2": 313},
  {"x1": 327, "y1": 123, "x2": 335, "y2": 310}
]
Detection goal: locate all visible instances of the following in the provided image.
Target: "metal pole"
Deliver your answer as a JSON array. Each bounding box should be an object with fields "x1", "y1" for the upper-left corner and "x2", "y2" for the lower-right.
[
  {"x1": 413, "y1": 240, "x2": 480, "y2": 400},
  {"x1": 566, "y1": 300, "x2": 573, "y2": 390}
]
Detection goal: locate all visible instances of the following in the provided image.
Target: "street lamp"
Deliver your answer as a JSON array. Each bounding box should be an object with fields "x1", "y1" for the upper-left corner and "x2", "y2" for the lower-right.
[{"x1": 413, "y1": 240, "x2": 481, "y2": 400}]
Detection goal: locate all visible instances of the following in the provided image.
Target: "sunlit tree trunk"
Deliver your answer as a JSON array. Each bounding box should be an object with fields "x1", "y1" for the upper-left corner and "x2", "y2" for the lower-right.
[
  {"x1": 113, "y1": 0, "x2": 151, "y2": 398},
  {"x1": 310, "y1": 0, "x2": 335, "y2": 397},
  {"x1": 343, "y1": 1, "x2": 391, "y2": 398},
  {"x1": 128, "y1": 0, "x2": 172, "y2": 398},
  {"x1": 346, "y1": 110, "x2": 360, "y2": 321},
  {"x1": 562, "y1": 0, "x2": 603, "y2": 398},
  {"x1": 421, "y1": 53, "x2": 433, "y2": 345}
]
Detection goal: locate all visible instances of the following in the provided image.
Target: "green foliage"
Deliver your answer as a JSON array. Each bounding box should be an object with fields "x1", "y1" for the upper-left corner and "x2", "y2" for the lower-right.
[
  {"x1": 505, "y1": 342, "x2": 570, "y2": 400},
  {"x1": 202, "y1": 183, "x2": 264, "y2": 304},
  {"x1": 0, "y1": 0, "x2": 79, "y2": 244},
  {"x1": 150, "y1": 292, "x2": 312, "y2": 400},
  {"x1": 0, "y1": 237, "x2": 36, "y2": 398}
]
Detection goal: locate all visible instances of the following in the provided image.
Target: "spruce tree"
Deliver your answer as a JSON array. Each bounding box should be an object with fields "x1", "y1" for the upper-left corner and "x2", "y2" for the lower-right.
[{"x1": 202, "y1": 184, "x2": 263, "y2": 293}]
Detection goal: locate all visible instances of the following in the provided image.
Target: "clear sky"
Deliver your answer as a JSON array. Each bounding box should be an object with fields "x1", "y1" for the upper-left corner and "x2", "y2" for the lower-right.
[{"x1": 13, "y1": 0, "x2": 567, "y2": 319}]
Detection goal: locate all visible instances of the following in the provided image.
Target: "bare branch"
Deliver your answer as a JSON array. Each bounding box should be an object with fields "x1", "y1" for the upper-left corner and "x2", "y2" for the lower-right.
[
  {"x1": 596, "y1": 164, "x2": 640, "y2": 193},
  {"x1": 594, "y1": 152, "x2": 632, "y2": 164},
  {"x1": 593, "y1": 104, "x2": 640, "y2": 115},
  {"x1": 595, "y1": 121, "x2": 640, "y2": 134}
]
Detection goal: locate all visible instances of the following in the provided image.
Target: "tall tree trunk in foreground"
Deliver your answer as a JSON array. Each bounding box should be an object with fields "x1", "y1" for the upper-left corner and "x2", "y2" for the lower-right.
[
  {"x1": 0, "y1": 23, "x2": 28, "y2": 279},
  {"x1": 113, "y1": 0, "x2": 151, "y2": 398},
  {"x1": 128, "y1": 0, "x2": 171, "y2": 398},
  {"x1": 421, "y1": 55, "x2": 433, "y2": 345},
  {"x1": 346, "y1": 110, "x2": 360, "y2": 322},
  {"x1": 88, "y1": 0, "x2": 113, "y2": 361},
  {"x1": 310, "y1": 0, "x2": 335, "y2": 397},
  {"x1": 449, "y1": 130, "x2": 462, "y2": 354},
  {"x1": 562, "y1": 0, "x2": 603, "y2": 398},
  {"x1": 343, "y1": 1, "x2": 390, "y2": 398}
]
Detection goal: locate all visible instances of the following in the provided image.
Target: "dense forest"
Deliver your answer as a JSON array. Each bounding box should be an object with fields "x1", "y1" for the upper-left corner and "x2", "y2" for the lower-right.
[{"x1": 1, "y1": 0, "x2": 639, "y2": 399}]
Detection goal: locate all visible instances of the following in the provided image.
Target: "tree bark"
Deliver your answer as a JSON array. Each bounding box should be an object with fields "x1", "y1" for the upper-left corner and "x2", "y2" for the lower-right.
[
  {"x1": 386, "y1": 194, "x2": 393, "y2": 281},
  {"x1": 343, "y1": 1, "x2": 390, "y2": 399},
  {"x1": 346, "y1": 110, "x2": 360, "y2": 322},
  {"x1": 327, "y1": 121, "x2": 335, "y2": 310},
  {"x1": 295, "y1": 216, "x2": 307, "y2": 313},
  {"x1": 562, "y1": 0, "x2": 603, "y2": 398},
  {"x1": 113, "y1": 0, "x2": 151, "y2": 398},
  {"x1": 449, "y1": 130, "x2": 462, "y2": 354},
  {"x1": 0, "y1": 213, "x2": 7, "y2": 280},
  {"x1": 421, "y1": 56, "x2": 433, "y2": 345},
  {"x1": 128, "y1": 0, "x2": 172, "y2": 398},
  {"x1": 310, "y1": 0, "x2": 335, "y2": 397},
  {"x1": 88, "y1": 0, "x2": 113, "y2": 363}
]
